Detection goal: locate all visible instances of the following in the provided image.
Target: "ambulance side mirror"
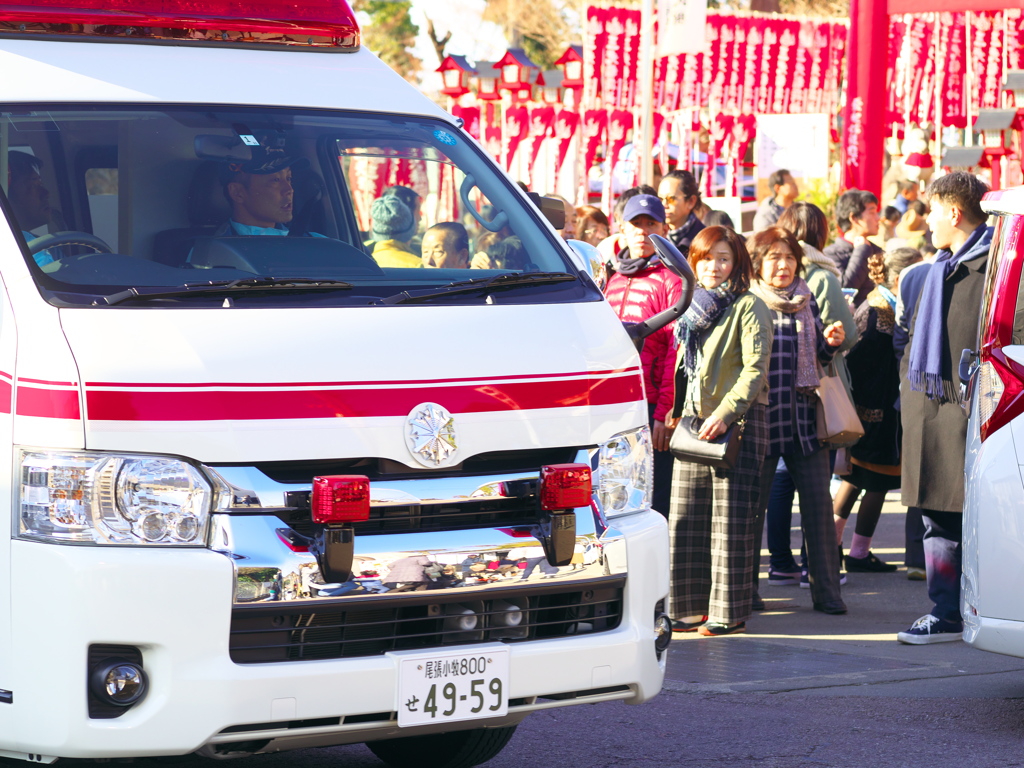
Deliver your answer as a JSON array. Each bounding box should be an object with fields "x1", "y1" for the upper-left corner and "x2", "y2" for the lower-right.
[
  {"x1": 622, "y1": 234, "x2": 695, "y2": 350},
  {"x1": 528, "y1": 192, "x2": 566, "y2": 230}
]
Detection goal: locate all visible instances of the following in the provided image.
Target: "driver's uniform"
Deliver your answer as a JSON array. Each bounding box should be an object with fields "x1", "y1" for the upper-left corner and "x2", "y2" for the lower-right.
[{"x1": 22, "y1": 230, "x2": 56, "y2": 267}]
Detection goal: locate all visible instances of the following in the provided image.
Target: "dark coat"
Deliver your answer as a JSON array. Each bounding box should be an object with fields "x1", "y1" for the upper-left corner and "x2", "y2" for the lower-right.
[
  {"x1": 847, "y1": 290, "x2": 901, "y2": 467},
  {"x1": 899, "y1": 226, "x2": 992, "y2": 513},
  {"x1": 823, "y1": 238, "x2": 881, "y2": 307}
]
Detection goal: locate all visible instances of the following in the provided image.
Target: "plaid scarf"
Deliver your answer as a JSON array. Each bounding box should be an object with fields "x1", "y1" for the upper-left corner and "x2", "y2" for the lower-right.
[
  {"x1": 751, "y1": 277, "x2": 820, "y2": 391},
  {"x1": 675, "y1": 283, "x2": 737, "y2": 377}
]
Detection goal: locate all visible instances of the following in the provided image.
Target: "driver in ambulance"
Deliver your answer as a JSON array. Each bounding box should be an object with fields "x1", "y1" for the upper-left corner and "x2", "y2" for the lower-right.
[
  {"x1": 7, "y1": 150, "x2": 57, "y2": 266},
  {"x1": 216, "y1": 145, "x2": 316, "y2": 237}
]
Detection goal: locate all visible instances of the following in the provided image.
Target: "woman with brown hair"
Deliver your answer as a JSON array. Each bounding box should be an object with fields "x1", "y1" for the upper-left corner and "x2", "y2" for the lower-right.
[
  {"x1": 575, "y1": 205, "x2": 610, "y2": 247},
  {"x1": 748, "y1": 226, "x2": 848, "y2": 615},
  {"x1": 666, "y1": 225, "x2": 773, "y2": 636}
]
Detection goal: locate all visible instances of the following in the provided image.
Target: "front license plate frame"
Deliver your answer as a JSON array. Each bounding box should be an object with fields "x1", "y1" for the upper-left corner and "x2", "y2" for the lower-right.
[{"x1": 395, "y1": 647, "x2": 510, "y2": 727}]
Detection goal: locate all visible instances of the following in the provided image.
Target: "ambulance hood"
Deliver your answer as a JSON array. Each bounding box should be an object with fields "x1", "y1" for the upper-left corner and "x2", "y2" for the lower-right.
[{"x1": 57, "y1": 302, "x2": 646, "y2": 465}]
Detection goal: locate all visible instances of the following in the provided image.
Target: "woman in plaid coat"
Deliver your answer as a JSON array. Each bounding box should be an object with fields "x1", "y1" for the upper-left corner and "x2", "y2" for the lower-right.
[
  {"x1": 748, "y1": 227, "x2": 849, "y2": 615},
  {"x1": 665, "y1": 226, "x2": 773, "y2": 636}
]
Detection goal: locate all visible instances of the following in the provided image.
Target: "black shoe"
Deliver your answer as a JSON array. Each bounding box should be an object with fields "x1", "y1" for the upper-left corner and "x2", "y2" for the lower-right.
[
  {"x1": 671, "y1": 615, "x2": 707, "y2": 632},
  {"x1": 813, "y1": 600, "x2": 848, "y2": 615},
  {"x1": 751, "y1": 593, "x2": 765, "y2": 611},
  {"x1": 845, "y1": 552, "x2": 898, "y2": 572}
]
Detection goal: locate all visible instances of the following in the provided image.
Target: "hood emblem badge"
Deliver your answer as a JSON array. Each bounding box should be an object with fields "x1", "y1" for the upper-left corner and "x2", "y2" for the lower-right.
[{"x1": 406, "y1": 403, "x2": 459, "y2": 468}]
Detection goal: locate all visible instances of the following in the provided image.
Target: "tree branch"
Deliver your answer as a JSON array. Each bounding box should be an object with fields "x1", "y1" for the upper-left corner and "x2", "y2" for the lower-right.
[{"x1": 425, "y1": 16, "x2": 452, "y2": 65}]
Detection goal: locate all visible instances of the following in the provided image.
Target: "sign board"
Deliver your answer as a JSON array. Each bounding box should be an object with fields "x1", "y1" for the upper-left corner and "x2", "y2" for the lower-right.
[
  {"x1": 658, "y1": 0, "x2": 707, "y2": 56},
  {"x1": 754, "y1": 114, "x2": 829, "y2": 202}
]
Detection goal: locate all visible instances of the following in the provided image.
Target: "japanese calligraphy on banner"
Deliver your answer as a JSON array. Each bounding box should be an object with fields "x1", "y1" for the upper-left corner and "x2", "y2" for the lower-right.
[
  {"x1": 584, "y1": 10, "x2": 848, "y2": 117},
  {"x1": 885, "y1": 10, "x2": 1024, "y2": 130}
]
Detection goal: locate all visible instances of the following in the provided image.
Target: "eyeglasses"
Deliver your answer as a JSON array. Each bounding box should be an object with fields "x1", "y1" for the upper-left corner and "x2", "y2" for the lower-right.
[{"x1": 659, "y1": 195, "x2": 678, "y2": 205}]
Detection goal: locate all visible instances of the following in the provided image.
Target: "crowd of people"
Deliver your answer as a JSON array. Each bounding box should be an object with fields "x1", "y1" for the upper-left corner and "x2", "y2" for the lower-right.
[
  {"x1": 587, "y1": 167, "x2": 987, "y2": 644},
  {"x1": 356, "y1": 166, "x2": 985, "y2": 646}
]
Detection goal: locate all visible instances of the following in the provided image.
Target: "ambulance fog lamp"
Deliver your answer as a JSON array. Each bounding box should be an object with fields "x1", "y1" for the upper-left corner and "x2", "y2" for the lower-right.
[
  {"x1": 90, "y1": 660, "x2": 148, "y2": 707},
  {"x1": 18, "y1": 450, "x2": 212, "y2": 546},
  {"x1": 539, "y1": 463, "x2": 592, "y2": 510},
  {"x1": 654, "y1": 613, "x2": 672, "y2": 653},
  {"x1": 592, "y1": 427, "x2": 653, "y2": 518}
]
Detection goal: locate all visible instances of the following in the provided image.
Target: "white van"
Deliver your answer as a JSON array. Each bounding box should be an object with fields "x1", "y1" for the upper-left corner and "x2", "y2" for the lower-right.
[
  {"x1": 961, "y1": 188, "x2": 1024, "y2": 657},
  {"x1": 0, "y1": 4, "x2": 685, "y2": 767}
]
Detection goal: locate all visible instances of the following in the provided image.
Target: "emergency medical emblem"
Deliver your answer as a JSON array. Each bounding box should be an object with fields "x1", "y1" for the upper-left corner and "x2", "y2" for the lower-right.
[{"x1": 406, "y1": 403, "x2": 459, "y2": 468}]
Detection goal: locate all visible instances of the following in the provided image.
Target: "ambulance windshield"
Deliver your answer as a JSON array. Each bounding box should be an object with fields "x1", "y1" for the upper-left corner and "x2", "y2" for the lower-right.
[{"x1": 0, "y1": 105, "x2": 596, "y2": 308}]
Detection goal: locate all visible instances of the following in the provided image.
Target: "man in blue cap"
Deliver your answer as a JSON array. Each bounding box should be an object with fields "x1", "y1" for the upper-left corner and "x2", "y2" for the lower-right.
[
  {"x1": 603, "y1": 193, "x2": 683, "y2": 518},
  {"x1": 217, "y1": 143, "x2": 316, "y2": 237}
]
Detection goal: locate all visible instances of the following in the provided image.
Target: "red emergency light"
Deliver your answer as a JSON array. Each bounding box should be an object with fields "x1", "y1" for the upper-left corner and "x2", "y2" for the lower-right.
[
  {"x1": 539, "y1": 464, "x2": 592, "y2": 511},
  {"x1": 0, "y1": 0, "x2": 360, "y2": 50},
  {"x1": 311, "y1": 475, "x2": 371, "y2": 524}
]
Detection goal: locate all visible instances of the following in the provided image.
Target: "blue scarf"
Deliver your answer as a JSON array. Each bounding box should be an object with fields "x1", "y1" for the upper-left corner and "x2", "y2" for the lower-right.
[
  {"x1": 675, "y1": 283, "x2": 736, "y2": 377},
  {"x1": 877, "y1": 285, "x2": 897, "y2": 310},
  {"x1": 907, "y1": 223, "x2": 992, "y2": 402}
]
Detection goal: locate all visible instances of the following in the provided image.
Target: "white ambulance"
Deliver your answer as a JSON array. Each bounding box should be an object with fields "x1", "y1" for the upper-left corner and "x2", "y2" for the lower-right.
[{"x1": 0, "y1": 3, "x2": 685, "y2": 767}]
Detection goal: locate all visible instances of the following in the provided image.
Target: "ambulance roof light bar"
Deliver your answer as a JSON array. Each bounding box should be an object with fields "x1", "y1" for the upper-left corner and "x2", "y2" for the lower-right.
[{"x1": 0, "y1": 0, "x2": 360, "y2": 52}]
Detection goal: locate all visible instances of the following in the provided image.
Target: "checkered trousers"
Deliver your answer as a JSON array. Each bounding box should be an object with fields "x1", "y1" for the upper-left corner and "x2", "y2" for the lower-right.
[{"x1": 667, "y1": 404, "x2": 769, "y2": 625}]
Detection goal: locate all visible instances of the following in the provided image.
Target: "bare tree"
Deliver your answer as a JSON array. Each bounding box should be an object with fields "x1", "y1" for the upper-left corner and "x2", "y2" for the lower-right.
[
  {"x1": 483, "y1": 0, "x2": 572, "y2": 69},
  {"x1": 425, "y1": 16, "x2": 452, "y2": 65}
]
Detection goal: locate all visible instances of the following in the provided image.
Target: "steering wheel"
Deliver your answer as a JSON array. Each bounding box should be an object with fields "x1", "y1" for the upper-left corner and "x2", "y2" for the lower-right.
[{"x1": 27, "y1": 231, "x2": 113, "y2": 256}]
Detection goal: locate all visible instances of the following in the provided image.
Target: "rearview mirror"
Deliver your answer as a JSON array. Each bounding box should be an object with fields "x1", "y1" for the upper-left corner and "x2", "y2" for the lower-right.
[
  {"x1": 621, "y1": 234, "x2": 695, "y2": 349},
  {"x1": 194, "y1": 134, "x2": 253, "y2": 162}
]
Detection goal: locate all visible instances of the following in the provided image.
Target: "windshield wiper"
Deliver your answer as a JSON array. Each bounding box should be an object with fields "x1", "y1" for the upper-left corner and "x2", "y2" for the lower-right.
[
  {"x1": 380, "y1": 272, "x2": 577, "y2": 305},
  {"x1": 103, "y1": 277, "x2": 354, "y2": 306}
]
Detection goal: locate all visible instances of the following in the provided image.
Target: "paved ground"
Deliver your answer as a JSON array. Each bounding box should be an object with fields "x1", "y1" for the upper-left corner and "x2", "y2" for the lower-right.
[{"x1": 228, "y1": 494, "x2": 1024, "y2": 768}]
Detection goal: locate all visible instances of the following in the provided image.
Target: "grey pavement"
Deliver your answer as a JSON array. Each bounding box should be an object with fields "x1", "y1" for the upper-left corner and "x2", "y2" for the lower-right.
[{"x1": 137, "y1": 495, "x2": 1024, "y2": 768}]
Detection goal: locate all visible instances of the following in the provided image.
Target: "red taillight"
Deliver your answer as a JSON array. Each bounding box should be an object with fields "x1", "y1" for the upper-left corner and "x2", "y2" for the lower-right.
[
  {"x1": 311, "y1": 475, "x2": 370, "y2": 523},
  {"x1": 0, "y1": 0, "x2": 360, "y2": 50},
  {"x1": 979, "y1": 214, "x2": 1024, "y2": 442},
  {"x1": 539, "y1": 464, "x2": 592, "y2": 511}
]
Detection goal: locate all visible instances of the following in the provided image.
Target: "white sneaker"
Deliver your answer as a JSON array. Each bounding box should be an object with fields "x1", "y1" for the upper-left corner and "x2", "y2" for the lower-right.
[{"x1": 897, "y1": 613, "x2": 964, "y2": 644}]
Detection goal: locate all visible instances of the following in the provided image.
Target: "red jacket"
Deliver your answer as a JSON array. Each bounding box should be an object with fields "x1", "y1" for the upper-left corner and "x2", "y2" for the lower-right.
[{"x1": 604, "y1": 260, "x2": 682, "y2": 422}]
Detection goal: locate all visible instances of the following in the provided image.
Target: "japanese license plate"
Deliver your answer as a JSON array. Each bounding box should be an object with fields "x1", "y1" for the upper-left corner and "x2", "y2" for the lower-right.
[{"x1": 396, "y1": 647, "x2": 510, "y2": 727}]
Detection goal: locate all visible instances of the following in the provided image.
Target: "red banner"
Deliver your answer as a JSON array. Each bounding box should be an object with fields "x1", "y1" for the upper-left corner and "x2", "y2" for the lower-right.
[
  {"x1": 552, "y1": 109, "x2": 581, "y2": 188},
  {"x1": 582, "y1": 109, "x2": 608, "y2": 183},
  {"x1": 503, "y1": 106, "x2": 529, "y2": 170},
  {"x1": 526, "y1": 106, "x2": 556, "y2": 183}
]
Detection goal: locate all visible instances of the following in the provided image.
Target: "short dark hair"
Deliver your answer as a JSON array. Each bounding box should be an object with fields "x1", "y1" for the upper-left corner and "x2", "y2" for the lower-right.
[
  {"x1": 883, "y1": 205, "x2": 901, "y2": 224},
  {"x1": 898, "y1": 179, "x2": 918, "y2": 194},
  {"x1": 8, "y1": 150, "x2": 42, "y2": 182},
  {"x1": 688, "y1": 225, "x2": 752, "y2": 294},
  {"x1": 426, "y1": 221, "x2": 469, "y2": 253},
  {"x1": 768, "y1": 169, "x2": 790, "y2": 191},
  {"x1": 926, "y1": 171, "x2": 988, "y2": 225},
  {"x1": 613, "y1": 184, "x2": 658, "y2": 224},
  {"x1": 702, "y1": 209, "x2": 735, "y2": 230},
  {"x1": 907, "y1": 199, "x2": 927, "y2": 216},
  {"x1": 662, "y1": 169, "x2": 701, "y2": 204},
  {"x1": 486, "y1": 235, "x2": 528, "y2": 270},
  {"x1": 777, "y1": 202, "x2": 829, "y2": 252},
  {"x1": 747, "y1": 226, "x2": 805, "y2": 279},
  {"x1": 835, "y1": 189, "x2": 879, "y2": 231}
]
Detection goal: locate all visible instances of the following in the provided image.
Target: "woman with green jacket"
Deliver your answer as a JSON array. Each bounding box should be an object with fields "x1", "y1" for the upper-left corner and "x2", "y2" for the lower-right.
[{"x1": 666, "y1": 226, "x2": 773, "y2": 636}]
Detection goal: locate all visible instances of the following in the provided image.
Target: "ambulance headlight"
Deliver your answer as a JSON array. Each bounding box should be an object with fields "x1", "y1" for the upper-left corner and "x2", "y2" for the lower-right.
[
  {"x1": 592, "y1": 426, "x2": 653, "y2": 519},
  {"x1": 18, "y1": 450, "x2": 211, "y2": 545}
]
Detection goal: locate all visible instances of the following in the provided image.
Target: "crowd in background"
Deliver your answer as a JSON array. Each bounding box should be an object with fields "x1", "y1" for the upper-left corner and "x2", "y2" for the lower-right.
[
  {"x1": 581, "y1": 167, "x2": 986, "y2": 644},
  {"x1": 360, "y1": 165, "x2": 984, "y2": 646}
]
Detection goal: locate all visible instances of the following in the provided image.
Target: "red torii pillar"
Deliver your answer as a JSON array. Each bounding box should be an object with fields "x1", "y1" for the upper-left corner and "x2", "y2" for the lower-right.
[{"x1": 842, "y1": 0, "x2": 1024, "y2": 197}]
